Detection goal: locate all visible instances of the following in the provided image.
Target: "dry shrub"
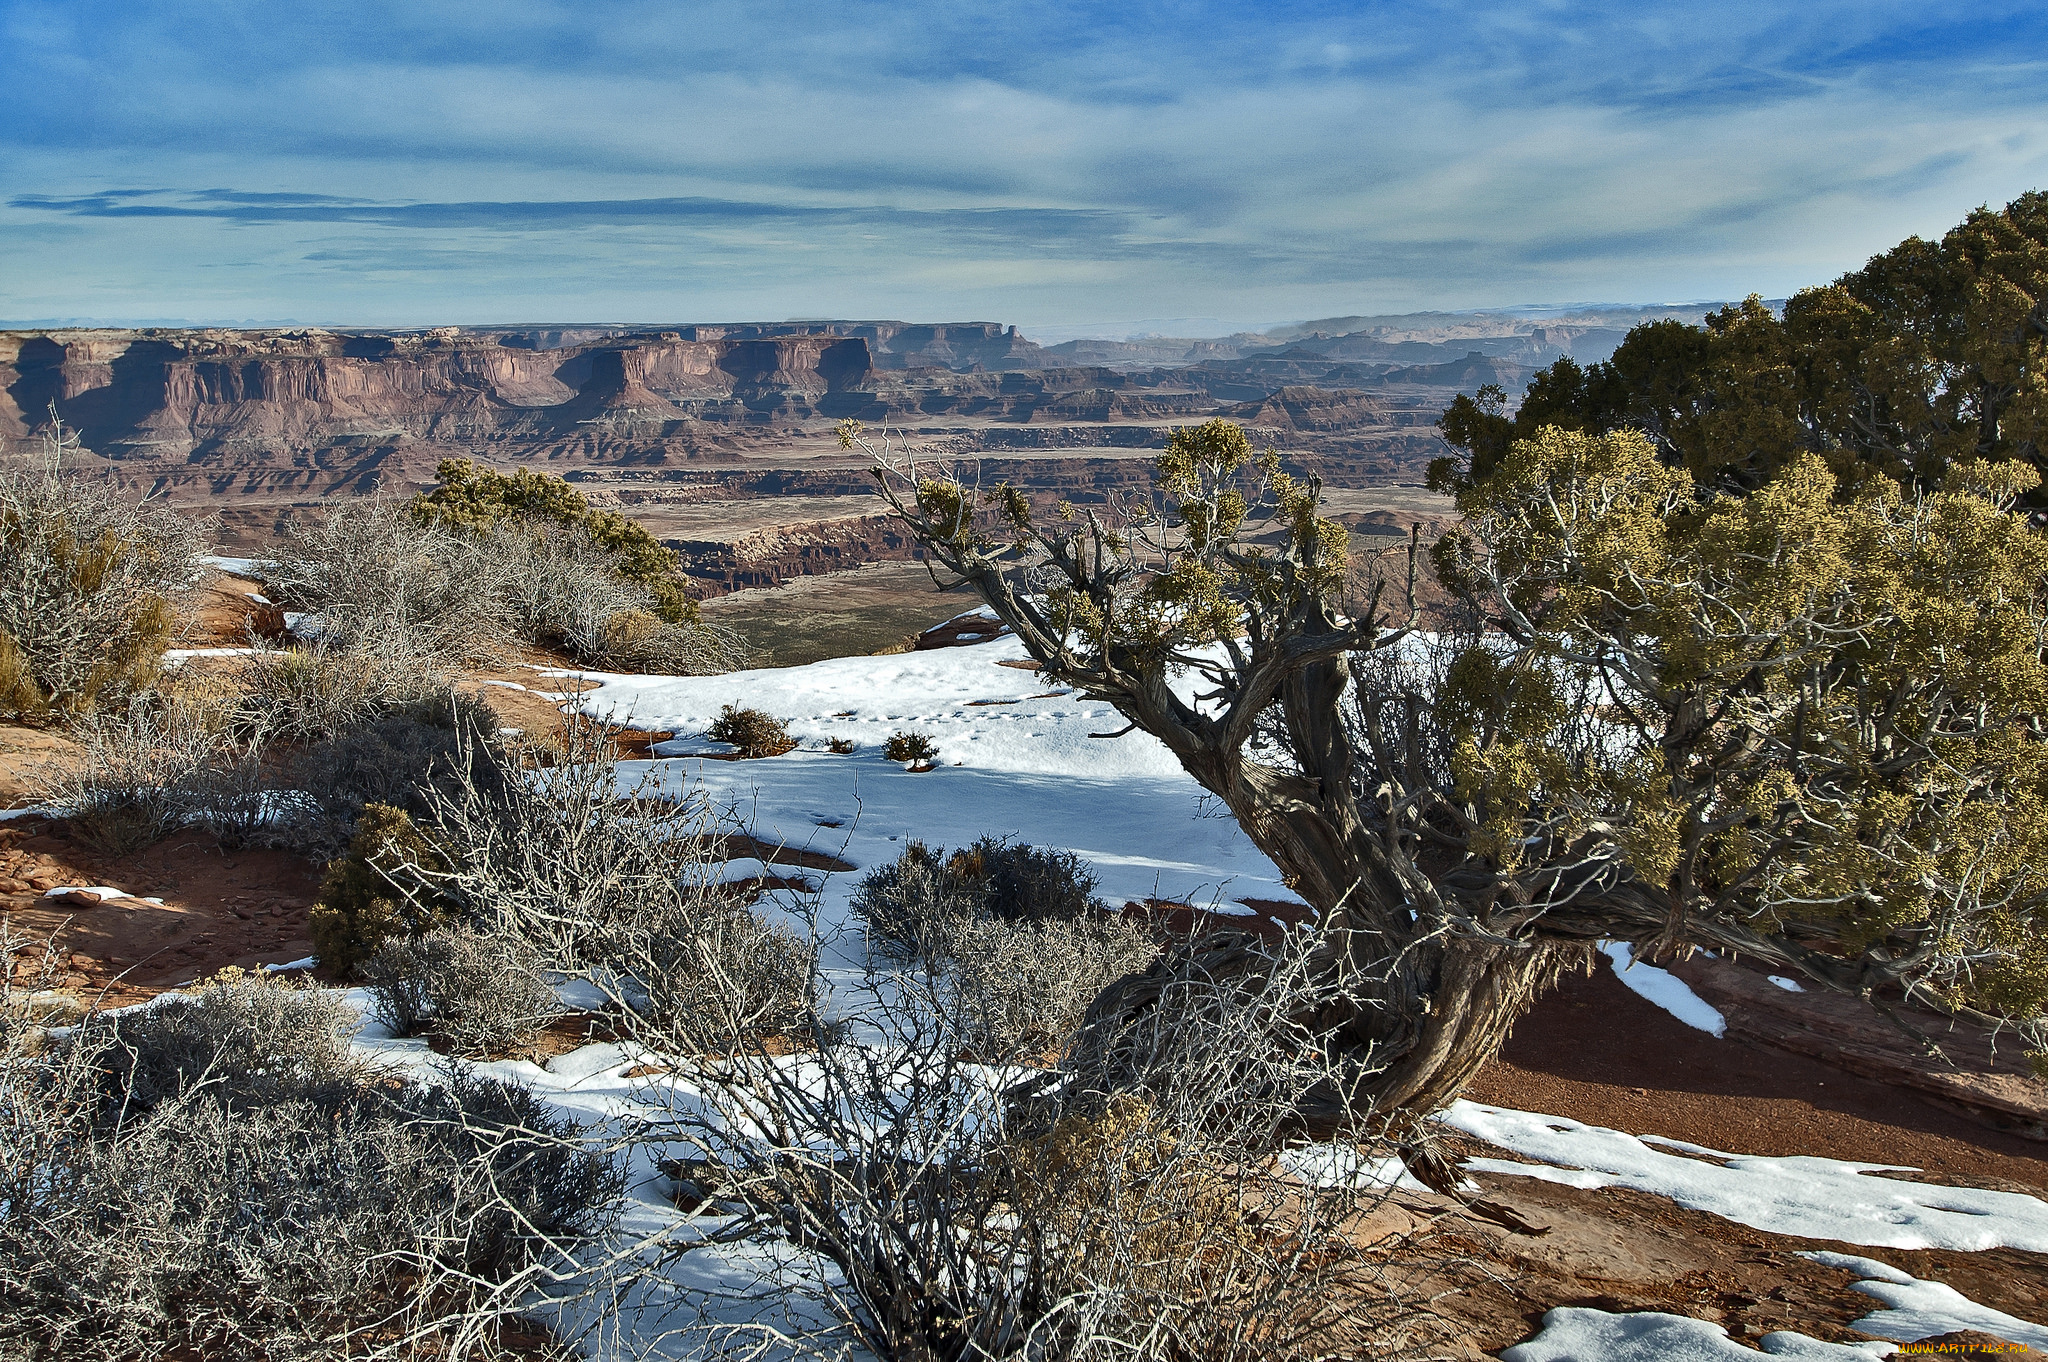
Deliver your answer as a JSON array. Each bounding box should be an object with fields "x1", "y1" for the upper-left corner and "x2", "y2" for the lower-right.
[
  {"x1": 851, "y1": 836, "x2": 1110, "y2": 960},
  {"x1": 94, "y1": 966, "x2": 360, "y2": 1116},
  {"x1": 281, "y1": 685, "x2": 507, "y2": 859},
  {"x1": 394, "y1": 716, "x2": 723, "y2": 966},
  {"x1": 636, "y1": 899, "x2": 818, "y2": 1052},
  {"x1": 849, "y1": 840, "x2": 972, "y2": 959},
  {"x1": 37, "y1": 691, "x2": 272, "y2": 854},
  {"x1": 645, "y1": 924, "x2": 1428, "y2": 1361},
  {"x1": 410, "y1": 719, "x2": 818, "y2": 1049},
  {"x1": 939, "y1": 913, "x2": 1158, "y2": 1060},
  {"x1": 961, "y1": 835, "x2": 1104, "y2": 925},
  {"x1": 707, "y1": 704, "x2": 793, "y2": 758},
  {"x1": 365, "y1": 923, "x2": 565, "y2": 1059},
  {"x1": 591, "y1": 607, "x2": 751, "y2": 675},
  {"x1": 0, "y1": 421, "x2": 205, "y2": 721},
  {"x1": 827, "y1": 736, "x2": 857, "y2": 754},
  {"x1": 0, "y1": 958, "x2": 625, "y2": 1360},
  {"x1": 882, "y1": 729, "x2": 938, "y2": 764},
  {"x1": 230, "y1": 640, "x2": 443, "y2": 742},
  {"x1": 44, "y1": 669, "x2": 506, "y2": 863},
  {"x1": 489, "y1": 523, "x2": 750, "y2": 675},
  {"x1": 261, "y1": 500, "x2": 509, "y2": 667},
  {"x1": 263, "y1": 501, "x2": 750, "y2": 676},
  {"x1": 347, "y1": 713, "x2": 806, "y2": 1050}
]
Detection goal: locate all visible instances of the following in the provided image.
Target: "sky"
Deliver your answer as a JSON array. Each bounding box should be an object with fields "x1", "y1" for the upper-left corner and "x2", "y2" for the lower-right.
[{"x1": 1, "y1": 1, "x2": 2042, "y2": 336}]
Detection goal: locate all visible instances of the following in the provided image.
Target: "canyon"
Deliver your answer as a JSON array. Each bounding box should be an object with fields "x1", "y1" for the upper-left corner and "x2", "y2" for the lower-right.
[{"x1": 0, "y1": 310, "x2": 1696, "y2": 599}]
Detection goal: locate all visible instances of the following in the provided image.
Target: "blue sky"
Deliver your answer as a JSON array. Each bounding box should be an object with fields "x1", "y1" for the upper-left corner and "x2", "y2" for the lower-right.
[{"x1": 1, "y1": 1, "x2": 2041, "y2": 334}]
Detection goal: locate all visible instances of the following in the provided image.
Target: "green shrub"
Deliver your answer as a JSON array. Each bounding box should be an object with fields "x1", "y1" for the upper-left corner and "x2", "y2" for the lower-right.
[
  {"x1": 410, "y1": 458, "x2": 704, "y2": 624},
  {"x1": 0, "y1": 425, "x2": 204, "y2": 720},
  {"x1": 883, "y1": 729, "x2": 939, "y2": 764},
  {"x1": 708, "y1": 704, "x2": 793, "y2": 758},
  {"x1": 309, "y1": 803, "x2": 454, "y2": 977}
]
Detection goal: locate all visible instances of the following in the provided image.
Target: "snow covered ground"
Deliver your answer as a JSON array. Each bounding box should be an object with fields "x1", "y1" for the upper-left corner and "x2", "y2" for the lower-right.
[
  {"x1": 1505, "y1": 1250, "x2": 2048, "y2": 1359},
  {"x1": 561, "y1": 631, "x2": 1306, "y2": 926},
  {"x1": 137, "y1": 630, "x2": 2048, "y2": 1358}
]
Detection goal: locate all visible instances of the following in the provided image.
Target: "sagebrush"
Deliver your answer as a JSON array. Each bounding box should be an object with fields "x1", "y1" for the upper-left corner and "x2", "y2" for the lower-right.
[
  {"x1": 707, "y1": 704, "x2": 793, "y2": 758},
  {"x1": 0, "y1": 416, "x2": 206, "y2": 720},
  {"x1": 0, "y1": 958, "x2": 625, "y2": 1360},
  {"x1": 365, "y1": 923, "x2": 565, "y2": 1059}
]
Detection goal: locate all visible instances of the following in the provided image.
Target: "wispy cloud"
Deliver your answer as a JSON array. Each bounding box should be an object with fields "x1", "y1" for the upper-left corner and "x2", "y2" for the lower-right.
[{"x1": 0, "y1": 0, "x2": 2041, "y2": 329}]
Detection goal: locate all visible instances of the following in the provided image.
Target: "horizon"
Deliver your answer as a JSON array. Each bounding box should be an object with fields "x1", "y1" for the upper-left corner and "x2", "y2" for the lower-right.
[
  {"x1": 0, "y1": 299, "x2": 1767, "y2": 343},
  {"x1": 2, "y1": 2, "x2": 2040, "y2": 329}
]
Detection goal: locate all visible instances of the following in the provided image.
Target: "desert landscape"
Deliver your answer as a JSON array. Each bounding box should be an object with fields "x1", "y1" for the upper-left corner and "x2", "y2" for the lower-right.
[
  {"x1": 6, "y1": 3, "x2": 2044, "y2": 1358},
  {"x1": 6, "y1": 269, "x2": 2048, "y2": 1358}
]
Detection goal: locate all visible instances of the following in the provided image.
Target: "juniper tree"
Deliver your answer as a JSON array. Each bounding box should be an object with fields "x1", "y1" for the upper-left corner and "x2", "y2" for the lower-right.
[
  {"x1": 848, "y1": 410, "x2": 2048, "y2": 1129},
  {"x1": 1436, "y1": 190, "x2": 2047, "y2": 496}
]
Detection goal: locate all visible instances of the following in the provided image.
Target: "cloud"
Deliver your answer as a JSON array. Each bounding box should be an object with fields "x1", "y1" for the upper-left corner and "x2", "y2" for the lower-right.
[{"x1": 0, "y1": 1, "x2": 2041, "y2": 329}]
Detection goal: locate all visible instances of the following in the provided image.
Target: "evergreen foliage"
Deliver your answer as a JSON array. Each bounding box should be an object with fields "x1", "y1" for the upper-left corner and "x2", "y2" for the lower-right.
[
  {"x1": 310, "y1": 803, "x2": 455, "y2": 977},
  {"x1": 1434, "y1": 191, "x2": 2048, "y2": 497},
  {"x1": 410, "y1": 458, "x2": 702, "y2": 623}
]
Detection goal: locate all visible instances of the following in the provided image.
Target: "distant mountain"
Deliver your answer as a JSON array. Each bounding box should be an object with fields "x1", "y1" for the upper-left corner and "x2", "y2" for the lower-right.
[
  {"x1": 1023, "y1": 305, "x2": 1737, "y2": 372},
  {"x1": 1263, "y1": 305, "x2": 1727, "y2": 344}
]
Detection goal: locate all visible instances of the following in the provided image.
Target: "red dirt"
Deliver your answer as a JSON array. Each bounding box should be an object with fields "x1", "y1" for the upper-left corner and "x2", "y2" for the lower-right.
[
  {"x1": 2, "y1": 815, "x2": 322, "y2": 1005},
  {"x1": 0, "y1": 630, "x2": 624, "y2": 1006},
  {"x1": 180, "y1": 573, "x2": 286, "y2": 646},
  {"x1": 1470, "y1": 962, "x2": 2048, "y2": 1195}
]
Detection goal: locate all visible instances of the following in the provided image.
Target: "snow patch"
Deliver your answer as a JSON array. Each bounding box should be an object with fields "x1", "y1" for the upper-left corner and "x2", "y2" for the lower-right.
[
  {"x1": 1795, "y1": 1250, "x2": 2048, "y2": 1349},
  {"x1": 200, "y1": 554, "x2": 268, "y2": 578},
  {"x1": 165, "y1": 647, "x2": 261, "y2": 663},
  {"x1": 1600, "y1": 940, "x2": 1726, "y2": 1036},
  {"x1": 43, "y1": 885, "x2": 130, "y2": 901},
  {"x1": 1441, "y1": 1101, "x2": 2048, "y2": 1251},
  {"x1": 565, "y1": 639, "x2": 1307, "y2": 915},
  {"x1": 1507, "y1": 1253, "x2": 2048, "y2": 1358},
  {"x1": 1501, "y1": 1307, "x2": 1892, "y2": 1359}
]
